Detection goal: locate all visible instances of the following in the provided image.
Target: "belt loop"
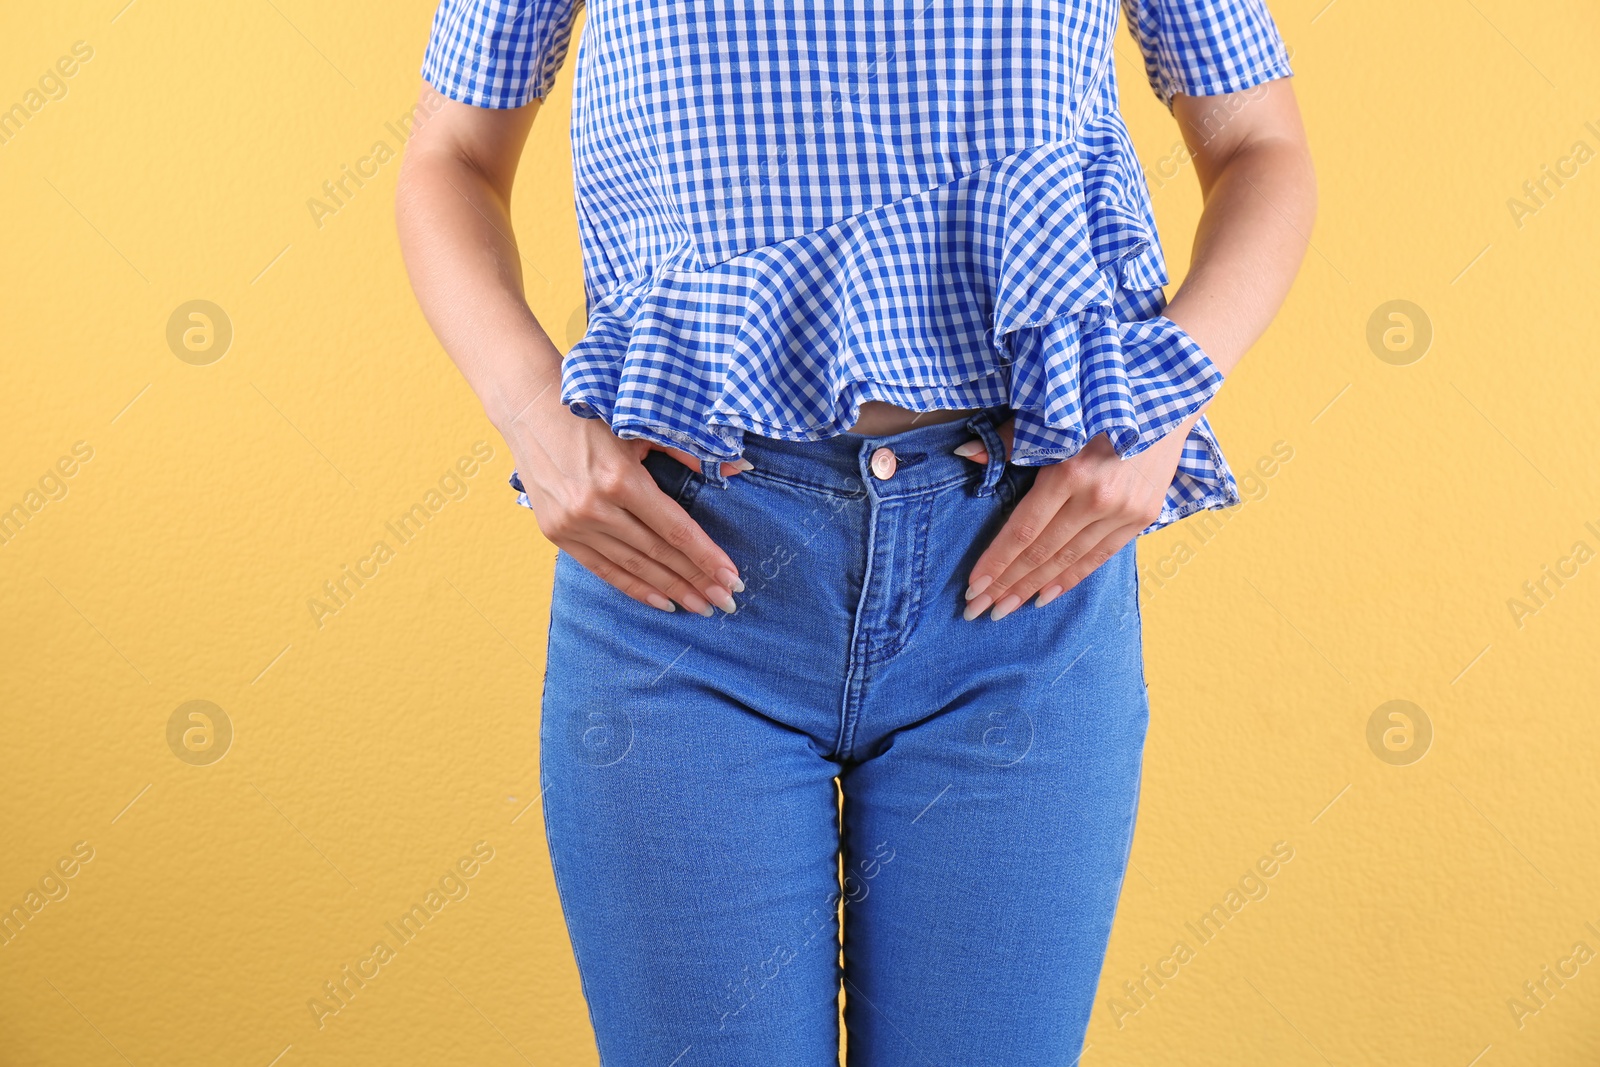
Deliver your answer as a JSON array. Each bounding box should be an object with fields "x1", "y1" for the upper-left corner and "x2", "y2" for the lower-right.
[
  {"x1": 964, "y1": 407, "x2": 1009, "y2": 498},
  {"x1": 699, "y1": 456, "x2": 728, "y2": 488}
]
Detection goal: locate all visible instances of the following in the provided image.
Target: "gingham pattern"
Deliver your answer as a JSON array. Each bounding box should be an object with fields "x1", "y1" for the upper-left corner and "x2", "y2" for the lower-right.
[
  {"x1": 421, "y1": 0, "x2": 583, "y2": 107},
  {"x1": 1123, "y1": 0, "x2": 1295, "y2": 109},
  {"x1": 421, "y1": 0, "x2": 1293, "y2": 532}
]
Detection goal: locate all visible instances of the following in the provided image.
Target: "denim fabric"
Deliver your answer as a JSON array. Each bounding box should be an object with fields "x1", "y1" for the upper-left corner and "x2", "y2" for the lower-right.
[{"x1": 539, "y1": 404, "x2": 1150, "y2": 1066}]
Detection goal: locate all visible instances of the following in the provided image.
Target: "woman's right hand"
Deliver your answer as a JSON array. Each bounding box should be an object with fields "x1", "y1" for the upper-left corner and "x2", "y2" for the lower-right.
[
  {"x1": 393, "y1": 88, "x2": 743, "y2": 615},
  {"x1": 506, "y1": 406, "x2": 746, "y2": 616}
]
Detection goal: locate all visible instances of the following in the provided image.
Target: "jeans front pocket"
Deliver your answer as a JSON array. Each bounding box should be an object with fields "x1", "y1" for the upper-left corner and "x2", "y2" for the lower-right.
[
  {"x1": 996, "y1": 462, "x2": 1038, "y2": 514},
  {"x1": 640, "y1": 448, "x2": 705, "y2": 513}
]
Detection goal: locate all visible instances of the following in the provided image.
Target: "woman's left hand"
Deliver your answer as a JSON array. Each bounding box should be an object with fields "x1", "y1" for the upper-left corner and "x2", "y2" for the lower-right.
[{"x1": 955, "y1": 416, "x2": 1194, "y2": 620}]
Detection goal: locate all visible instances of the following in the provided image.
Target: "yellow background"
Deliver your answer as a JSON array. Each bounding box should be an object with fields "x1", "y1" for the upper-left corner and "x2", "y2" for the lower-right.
[{"x1": 3, "y1": 0, "x2": 1598, "y2": 1063}]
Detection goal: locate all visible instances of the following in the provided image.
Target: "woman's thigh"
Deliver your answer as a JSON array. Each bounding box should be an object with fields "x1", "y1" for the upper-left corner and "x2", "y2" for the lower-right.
[
  {"x1": 840, "y1": 541, "x2": 1150, "y2": 1067},
  {"x1": 538, "y1": 422, "x2": 1151, "y2": 1066},
  {"x1": 540, "y1": 548, "x2": 846, "y2": 1066}
]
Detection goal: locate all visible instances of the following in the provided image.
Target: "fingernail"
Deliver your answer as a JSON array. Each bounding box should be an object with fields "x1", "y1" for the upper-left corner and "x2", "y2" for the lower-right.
[
  {"x1": 962, "y1": 594, "x2": 993, "y2": 621},
  {"x1": 1035, "y1": 584, "x2": 1064, "y2": 607},
  {"x1": 646, "y1": 593, "x2": 676, "y2": 613},
  {"x1": 730, "y1": 458, "x2": 754, "y2": 471},
  {"x1": 708, "y1": 586, "x2": 737, "y2": 613},
  {"x1": 695, "y1": 602, "x2": 715, "y2": 617},
  {"x1": 965, "y1": 574, "x2": 993, "y2": 600},
  {"x1": 680, "y1": 592, "x2": 712, "y2": 615},
  {"x1": 989, "y1": 594, "x2": 1022, "y2": 621},
  {"x1": 718, "y1": 568, "x2": 745, "y2": 593},
  {"x1": 953, "y1": 440, "x2": 985, "y2": 459}
]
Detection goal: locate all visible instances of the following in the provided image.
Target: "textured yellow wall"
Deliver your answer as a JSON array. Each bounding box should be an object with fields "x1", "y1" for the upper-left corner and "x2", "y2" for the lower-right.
[{"x1": 2, "y1": 1, "x2": 1597, "y2": 1064}]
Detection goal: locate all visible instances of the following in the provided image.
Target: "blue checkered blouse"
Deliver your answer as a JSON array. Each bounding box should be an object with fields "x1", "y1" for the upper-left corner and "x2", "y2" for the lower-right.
[{"x1": 421, "y1": 0, "x2": 1293, "y2": 531}]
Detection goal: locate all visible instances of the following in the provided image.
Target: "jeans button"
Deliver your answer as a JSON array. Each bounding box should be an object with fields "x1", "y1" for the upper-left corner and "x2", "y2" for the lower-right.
[{"x1": 870, "y1": 446, "x2": 897, "y2": 480}]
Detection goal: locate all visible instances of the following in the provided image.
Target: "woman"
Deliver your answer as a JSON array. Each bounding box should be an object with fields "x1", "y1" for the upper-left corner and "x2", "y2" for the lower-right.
[{"x1": 395, "y1": 0, "x2": 1314, "y2": 1061}]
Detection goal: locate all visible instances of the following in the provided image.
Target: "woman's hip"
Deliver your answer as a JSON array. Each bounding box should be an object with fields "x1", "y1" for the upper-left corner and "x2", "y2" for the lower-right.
[{"x1": 544, "y1": 407, "x2": 1148, "y2": 758}]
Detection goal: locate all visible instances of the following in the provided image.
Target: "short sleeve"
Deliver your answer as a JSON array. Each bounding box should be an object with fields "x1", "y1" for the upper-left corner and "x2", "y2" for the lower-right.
[
  {"x1": 420, "y1": 0, "x2": 584, "y2": 108},
  {"x1": 1120, "y1": 0, "x2": 1294, "y2": 111}
]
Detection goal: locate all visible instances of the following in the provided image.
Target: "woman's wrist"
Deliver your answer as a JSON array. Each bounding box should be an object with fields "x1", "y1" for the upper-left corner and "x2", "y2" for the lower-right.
[
  {"x1": 492, "y1": 388, "x2": 554, "y2": 442},
  {"x1": 495, "y1": 393, "x2": 576, "y2": 475},
  {"x1": 1158, "y1": 295, "x2": 1246, "y2": 381},
  {"x1": 483, "y1": 346, "x2": 567, "y2": 437}
]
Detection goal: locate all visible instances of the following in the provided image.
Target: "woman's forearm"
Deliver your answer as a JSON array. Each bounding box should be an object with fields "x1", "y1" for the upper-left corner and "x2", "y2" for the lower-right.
[
  {"x1": 1157, "y1": 82, "x2": 1318, "y2": 381},
  {"x1": 393, "y1": 89, "x2": 745, "y2": 613},
  {"x1": 394, "y1": 100, "x2": 565, "y2": 439}
]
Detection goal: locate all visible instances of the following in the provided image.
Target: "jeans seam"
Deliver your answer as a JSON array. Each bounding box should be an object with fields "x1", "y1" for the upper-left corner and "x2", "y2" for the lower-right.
[
  {"x1": 903, "y1": 496, "x2": 934, "y2": 655},
  {"x1": 538, "y1": 784, "x2": 609, "y2": 1065},
  {"x1": 677, "y1": 468, "x2": 705, "y2": 513},
  {"x1": 1130, "y1": 547, "x2": 1149, "y2": 693},
  {"x1": 836, "y1": 494, "x2": 881, "y2": 761},
  {"x1": 885, "y1": 496, "x2": 933, "y2": 662},
  {"x1": 739, "y1": 467, "x2": 866, "y2": 499},
  {"x1": 741, "y1": 466, "x2": 974, "y2": 500},
  {"x1": 540, "y1": 556, "x2": 610, "y2": 1065}
]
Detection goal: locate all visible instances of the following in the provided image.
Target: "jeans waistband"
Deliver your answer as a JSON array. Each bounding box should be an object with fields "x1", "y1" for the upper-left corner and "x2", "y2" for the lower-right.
[{"x1": 701, "y1": 404, "x2": 1014, "y2": 500}]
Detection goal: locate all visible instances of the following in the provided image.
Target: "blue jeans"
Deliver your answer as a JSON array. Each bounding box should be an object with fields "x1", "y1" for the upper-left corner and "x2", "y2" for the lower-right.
[{"x1": 539, "y1": 405, "x2": 1150, "y2": 1066}]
